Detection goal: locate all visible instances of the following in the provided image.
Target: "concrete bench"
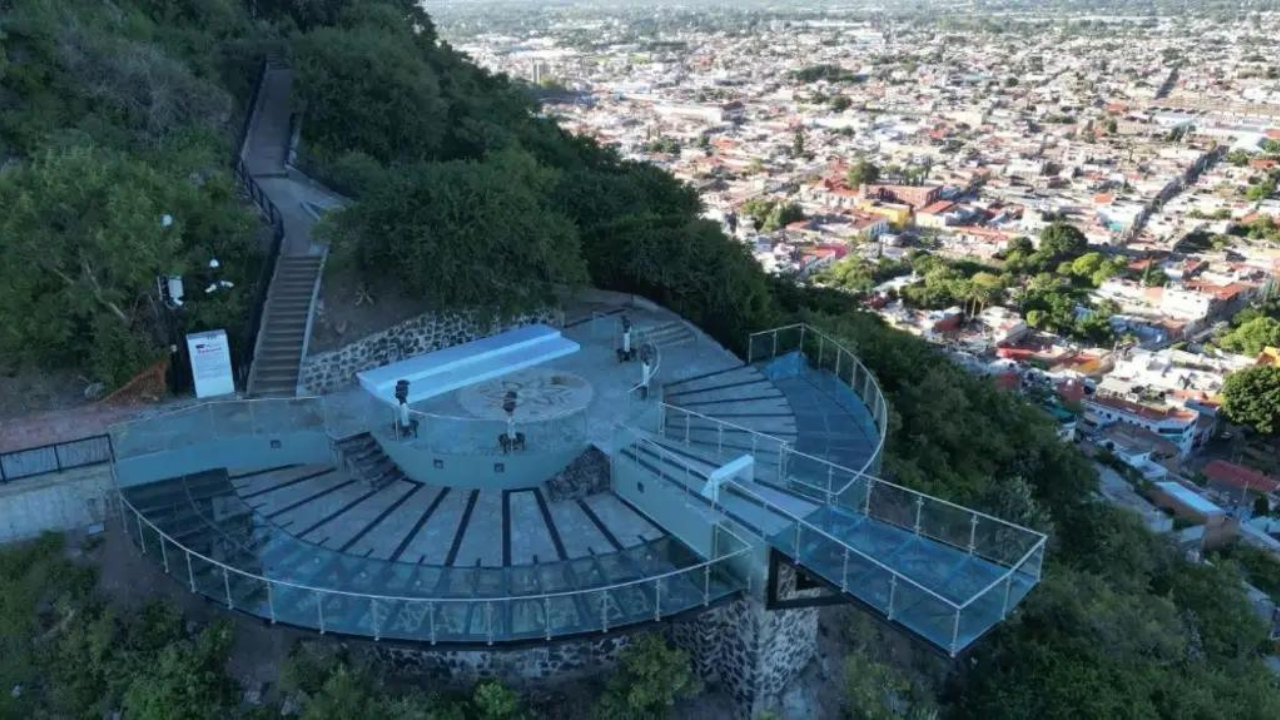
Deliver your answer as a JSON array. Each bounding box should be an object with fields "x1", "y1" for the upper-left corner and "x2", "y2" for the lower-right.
[{"x1": 358, "y1": 324, "x2": 579, "y2": 405}]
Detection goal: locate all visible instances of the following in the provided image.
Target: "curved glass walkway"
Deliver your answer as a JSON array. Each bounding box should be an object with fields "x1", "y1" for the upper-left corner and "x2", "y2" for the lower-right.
[{"x1": 119, "y1": 469, "x2": 748, "y2": 642}]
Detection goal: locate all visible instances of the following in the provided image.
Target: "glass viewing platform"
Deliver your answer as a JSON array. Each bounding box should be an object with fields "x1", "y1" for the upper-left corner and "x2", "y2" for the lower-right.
[{"x1": 108, "y1": 313, "x2": 1044, "y2": 653}]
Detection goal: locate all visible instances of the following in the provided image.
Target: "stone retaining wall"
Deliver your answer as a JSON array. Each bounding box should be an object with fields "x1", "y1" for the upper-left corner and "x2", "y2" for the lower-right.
[
  {"x1": 356, "y1": 577, "x2": 819, "y2": 716},
  {"x1": 0, "y1": 465, "x2": 113, "y2": 543},
  {"x1": 300, "y1": 309, "x2": 560, "y2": 395}
]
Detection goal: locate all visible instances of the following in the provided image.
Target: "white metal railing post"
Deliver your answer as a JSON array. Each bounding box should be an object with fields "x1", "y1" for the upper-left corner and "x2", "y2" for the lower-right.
[
  {"x1": 818, "y1": 335, "x2": 825, "y2": 367},
  {"x1": 703, "y1": 565, "x2": 711, "y2": 606},
  {"x1": 864, "y1": 479, "x2": 874, "y2": 515},
  {"x1": 373, "y1": 598, "x2": 382, "y2": 641},
  {"x1": 717, "y1": 425, "x2": 724, "y2": 457},
  {"x1": 748, "y1": 334, "x2": 755, "y2": 364},
  {"x1": 137, "y1": 514, "x2": 146, "y2": 554},
  {"x1": 429, "y1": 602, "x2": 437, "y2": 644},
  {"x1": 835, "y1": 349, "x2": 842, "y2": 378},
  {"x1": 684, "y1": 412, "x2": 691, "y2": 445},
  {"x1": 160, "y1": 535, "x2": 169, "y2": 574},
  {"x1": 887, "y1": 574, "x2": 898, "y2": 620},
  {"x1": 600, "y1": 592, "x2": 609, "y2": 632},
  {"x1": 223, "y1": 567, "x2": 233, "y2": 608},
  {"x1": 544, "y1": 597, "x2": 552, "y2": 640},
  {"x1": 486, "y1": 601, "x2": 494, "y2": 645},
  {"x1": 799, "y1": 326, "x2": 807, "y2": 358},
  {"x1": 950, "y1": 610, "x2": 962, "y2": 656},
  {"x1": 840, "y1": 547, "x2": 850, "y2": 591},
  {"x1": 1000, "y1": 574, "x2": 1014, "y2": 619},
  {"x1": 186, "y1": 551, "x2": 196, "y2": 592},
  {"x1": 268, "y1": 582, "x2": 277, "y2": 624},
  {"x1": 751, "y1": 433, "x2": 758, "y2": 458},
  {"x1": 913, "y1": 496, "x2": 925, "y2": 535},
  {"x1": 317, "y1": 592, "x2": 326, "y2": 634},
  {"x1": 771, "y1": 330, "x2": 777, "y2": 358},
  {"x1": 654, "y1": 578, "x2": 662, "y2": 621},
  {"x1": 826, "y1": 466, "x2": 834, "y2": 497},
  {"x1": 793, "y1": 524, "x2": 803, "y2": 564},
  {"x1": 968, "y1": 515, "x2": 979, "y2": 555}
]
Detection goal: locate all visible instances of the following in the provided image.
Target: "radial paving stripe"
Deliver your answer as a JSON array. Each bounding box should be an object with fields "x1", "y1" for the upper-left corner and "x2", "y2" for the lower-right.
[
  {"x1": 581, "y1": 493, "x2": 665, "y2": 548},
  {"x1": 306, "y1": 480, "x2": 419, "y2": 550},
  {"x1": 248, "y1": 470, "x2": 345, "y2": 514},
  {"x1": 549, "y1": 499, "x2": 616, "y2": 558},
  {"x1": 451, "y1": 490, "x2": 503, "y2": 567},
  {"x1": 235, "y1": 465, "x2": 332, "y2": 499},
  {"x1": 339, "y1": 483, "x2": 425, "y2": 554},
  {"x1": 400, "y1": 487, "x2": 472, "y2": 565},
  {"x1": 508, "y1": 490, "x2": 561, "y2": 565}
]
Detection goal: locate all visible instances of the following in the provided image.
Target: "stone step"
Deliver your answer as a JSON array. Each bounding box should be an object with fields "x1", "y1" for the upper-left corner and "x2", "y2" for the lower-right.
[{"x1": 664, "y1": 365, "x2": 763, "y2": 394}]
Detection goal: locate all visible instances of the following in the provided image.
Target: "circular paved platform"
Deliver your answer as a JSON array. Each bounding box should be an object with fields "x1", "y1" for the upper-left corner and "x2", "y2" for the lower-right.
[{"x1": 457, "y1": 368, "x2": 594, "y2": 422}]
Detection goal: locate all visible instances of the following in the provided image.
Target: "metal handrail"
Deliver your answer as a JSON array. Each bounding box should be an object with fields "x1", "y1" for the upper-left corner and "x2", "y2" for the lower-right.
[
  {"x1": 628, "y1": 436, "x2": 960, "y2": 609},
  {"x1": 746, "y1": 323, "x2": 889, "y2": 488},
  {"x1": 118, "y1": 488, "x2": 752, "y2": 608},
  {"x1": 659, "y1": 403, "x2": 793, "y2": 453},
  {"x1": 956, "y1": 535, "x2": 1047, "y2": 612},
  {"x1": 627, "y1": 339, "x2": 662, "y2": 400},
  {"x1": 629, "y1": 433, "x2": 1046, "y2": 617}
]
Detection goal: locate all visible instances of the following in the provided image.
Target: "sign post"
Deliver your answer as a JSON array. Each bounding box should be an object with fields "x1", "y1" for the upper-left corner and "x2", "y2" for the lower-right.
[{"x1": 186, "y1": 329, "x2": 236, "y2": 398}]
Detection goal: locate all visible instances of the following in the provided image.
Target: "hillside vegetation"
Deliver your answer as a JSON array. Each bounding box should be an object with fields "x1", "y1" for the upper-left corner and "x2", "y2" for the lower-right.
[{"x1": 0, "y1": 1, "x2": 1278, "y2": 717}]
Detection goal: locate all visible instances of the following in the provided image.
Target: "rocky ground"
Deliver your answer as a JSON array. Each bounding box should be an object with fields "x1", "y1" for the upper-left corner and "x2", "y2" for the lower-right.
[{"x1": 308, "y1": 260, "x2": 430, "y2": 355}]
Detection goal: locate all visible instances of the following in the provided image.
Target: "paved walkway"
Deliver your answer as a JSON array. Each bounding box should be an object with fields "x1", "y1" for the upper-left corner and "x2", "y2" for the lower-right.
[{"x1": 241, "y1": 66, "x2": 345, "y2": 257}]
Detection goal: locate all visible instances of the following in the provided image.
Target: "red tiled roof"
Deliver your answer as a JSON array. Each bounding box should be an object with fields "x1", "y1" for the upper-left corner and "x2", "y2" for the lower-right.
[
  {"x1": 919, "y1": 200, "x2": 956, "y2": 215},
  {"x1": 1090, "y1": 394, "x2": 1198, "y2": 424},
  {"x1": 1202, "y1": 459, "x2": 1280, "y2": 494}
]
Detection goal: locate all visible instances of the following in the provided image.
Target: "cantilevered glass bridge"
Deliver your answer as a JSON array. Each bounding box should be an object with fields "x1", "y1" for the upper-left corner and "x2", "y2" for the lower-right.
[{"x1": 109, "y1": 313, "x2": 1043, "y2": 655}]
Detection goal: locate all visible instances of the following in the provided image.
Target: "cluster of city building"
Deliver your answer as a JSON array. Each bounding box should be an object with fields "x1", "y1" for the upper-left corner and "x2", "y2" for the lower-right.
[{"x1": 446, "y1": 12, "x2": 1280, "y2": 557}]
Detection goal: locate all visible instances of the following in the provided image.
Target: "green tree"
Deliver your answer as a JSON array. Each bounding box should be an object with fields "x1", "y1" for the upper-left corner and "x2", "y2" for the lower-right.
[
  {"x1": 846, "y1": 158, "x2": 880, "y2": 186},
  {"x1": 322, "y1": 149, "x2": 588, "y2": 315},
  {"x1": 595, "y1": 635, "x2": 701, "y2": 720},
  {"x1": 0, "y1": 144, "x2": 255, "y2": 386},
  {"x1": 1038, "y1": 223, "x2": 1089, "y2": 261},
  {"x1": 121, "y1": 621, "x2": 236, "y2": 720},
  {"x1": 1222, "y1": 366, "x2": 1280, "y2": 435},
  {"x1": 293, "y1": 17, "x2": 448, "y2": 165},
  {"x1": 1219, "y1": 316, "x2": 1280, "y2": 356},
  {"x1": 473, "y1": 681, "x2": 522, "y2": 720}
]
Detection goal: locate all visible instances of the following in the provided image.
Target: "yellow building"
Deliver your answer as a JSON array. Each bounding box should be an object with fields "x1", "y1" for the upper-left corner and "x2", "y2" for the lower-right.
[{"x1": 855, "y1": 200, "x2": 912, "y2": 228}]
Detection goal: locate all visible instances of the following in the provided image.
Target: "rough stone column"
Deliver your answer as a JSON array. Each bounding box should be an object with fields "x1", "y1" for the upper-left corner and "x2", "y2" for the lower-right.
[{"x1": 669, "y1": 562, "x2": 819, "y2": 716}]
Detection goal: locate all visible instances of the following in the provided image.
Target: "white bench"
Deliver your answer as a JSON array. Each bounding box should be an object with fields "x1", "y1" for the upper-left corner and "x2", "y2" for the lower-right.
[{"x1": 358, "y1": 324, "x2": 580, "y2": 405}]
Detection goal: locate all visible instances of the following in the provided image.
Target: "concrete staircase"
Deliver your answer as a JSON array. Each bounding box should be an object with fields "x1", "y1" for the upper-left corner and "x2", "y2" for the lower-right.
[
  {"x1": 637, "y1": 320, "x2": 696, "y2": 350},
  {"x1": 662, "y1": 364, "x2": 799, "y2": 440},
  {"x1": 247, "y1": 255, "x2": 322, "y2": 396},
  {"x1": 334, "y1": 433, "x2": 408, "y2": 490}
]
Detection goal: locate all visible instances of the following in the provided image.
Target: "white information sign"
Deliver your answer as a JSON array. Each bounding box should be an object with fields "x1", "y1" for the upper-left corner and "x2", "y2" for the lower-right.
[{"x1": 186, "y1": 329, "x2": 236, "y2": 398}]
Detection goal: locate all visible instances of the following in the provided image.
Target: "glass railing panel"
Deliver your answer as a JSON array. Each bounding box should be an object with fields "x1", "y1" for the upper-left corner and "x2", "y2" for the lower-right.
[
  {"x1": 915, "y1": 495, "x2": 981, "y2": 554},
  {"x1": 957, "y1": 575, "x2": 1010, "y2": 650},
  {"x1": 865, "y1": 481, "x2": 918, "y2": 532},
  {"x1": 891, "y1": 580, "x2": 961, "y2": 653},
  {"x1": 229, "y1": 571, "x2": 271, "y2": 616},
  {"x1": 970, "y1": 513, "x2": 1043, "y2": 569},
  {"x1": 545, "y1": 594, "x2": 588, "y2": 636},
  {"x1": 659, "y1": 568, "x2": 706, "y2": 616},
  {"x1": 268, "y1": 582, "x2": 322, "y2": 629}
]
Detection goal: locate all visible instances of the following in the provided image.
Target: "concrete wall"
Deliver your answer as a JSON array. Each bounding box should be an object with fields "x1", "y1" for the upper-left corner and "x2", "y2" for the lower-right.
[
  {"x1": 301, "y1": 309, "x2": 561, "y2": 395},
  {"x1": 114, "y1": 433, "x2": 334, "y2": 487},
  {"x1": 378, "y1": 438, "x2": 583, "y2": 490},
  {"x1": 0, "y1": 465, "x2": 113, "y2": 543},
  {"x1": 613, "y1": 455, "x2": 716, "y2": 557}
]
